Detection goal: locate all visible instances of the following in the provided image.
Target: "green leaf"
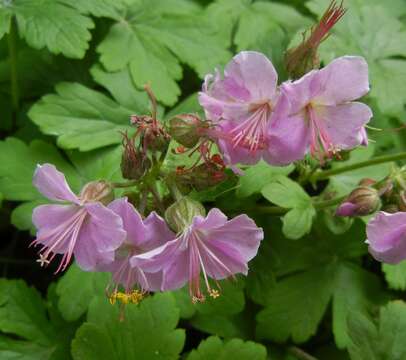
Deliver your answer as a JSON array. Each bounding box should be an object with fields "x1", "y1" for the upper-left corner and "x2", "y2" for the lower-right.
[
  {"x1": 282, "y1": 205, "x2": 316, "y2": 240},
  {"x1": 257, "y1": 220, "x2": 383, "y2": 347},
  {"x1": 187, "y1": 336, "x2": 267, "y2": 360},
  {"x1": 332, "y1": 262, "x2": 385, "y2": 349},
  {"x1": 0, "y1": 279, "x2": 55, "y2": 345},
  {"x1": 383, "y1": 261, "x2": 406, "y2": 290},
  {"x1": 257, "y1": 265, "x2": 335, "y2": 343},
  {"x1": 96, "y1": 0, "x2": 230, "y2": 105},
  {"x1": 309, "y1": 3, "x2": 406, "y2": 115},
  {"x1": 56, "y1": 264, "x2": 110, "y2": 322},
  {"x1": 0, "y1": 336, "x2": 53, "y2": 360},
  {"x1": 71, "y1": 293, "x2": 185, "y2": 360},
  {"x1": 29, "y1": 82, "x2": 135, "y2": 151},
  {"x1": 61, "y1": 0, "x2": 124, "y2": 19},
  {"x1": 246, "y1": 241, "x2": 276, "y2": 306},
  {"x1": 164, "y1": 93, "x2": 203, "y2": 120},
  {"x1": 236, "y1": 161, "x2": 294, "y2": 198},
  {"x1": 67, "y1": 145, "x2": 124, "y2": 184},
  {"x1": 348, "y1": 301, "x2": 406, "y2": 360},
  {"x1": 90, "y1": 64, "x2": 149, "y2": 113},
  {"x1": 190, "y1": 311, "x2": 255, "y2": 340},
  {"x1": 0, "y1": 0, "x2": 94, "y2": 58},
  {"x1": 0, "y1": 137, "x2": 80, "y2": 200},
  {"x1": 194, "y1": 278, "x2": 245, "y2": 316},
  {"x1": 261, "y1": 175, "x2": 310, "y2": 208},
  {"x1": 207, "y1": 0, "x2": 310, "y2": 50}
]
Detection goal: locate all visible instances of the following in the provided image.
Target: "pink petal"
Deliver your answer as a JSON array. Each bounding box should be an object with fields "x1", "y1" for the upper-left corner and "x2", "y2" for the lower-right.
[
  {"x1": 33, "y1": 164, "x2": 79, "y2": 203},
  {"x1": 266, "y1": 91, "x2": 309, "y2": 164},
  {"x1": 143, "y1": 211, "x2": 175, "y2": 249},
  {"x1": 74, "y1": 202, "x2": 126, "y2": 270},
  {"x1": 161, "y1": 248, "x2": 189, "y2": 291},
  {"x1": 199, "y1": 240, "x2": 248, "y2": 279},
  {"x1": 108, "y1": 198, "x2": 146, "y2": 246},
  {"x1": 314, "y1": 56, "x2": 370, "y2": 105},
  {"x1": 315, "y1": 102, "x2": 373, "y2": 149},
  {"x1": 281, "y1": 70, "x2": 321, "y2": 113},
  {"x1": 225, "y1": 51, "x2": 278, "y2": 101},
  {"x1": 199, "y1": 211, "x2": 264, "y2": 262},
  {"x1": 367, "y1": 211, "x2": 406, "y2": 264},
  {"x1": 32, "y1": 204, "x2": 82, "y2": 254},
  {"x1": 215, "y1": 120, "x2": 263, "y2": 166}
]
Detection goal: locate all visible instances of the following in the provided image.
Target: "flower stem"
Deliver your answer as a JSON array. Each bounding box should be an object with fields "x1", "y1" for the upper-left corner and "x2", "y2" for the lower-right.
[
  {"x1": 253, "y1": 195, "x2": 346, "y2": 215},
  {"x1": 310, "y1": 151, "x2": 406, "y2": 182},
  {"x1": 8, "y1": 17, "x2": 19, "y2": 131},
  {"x1": 111, "y1": 180, "x2": 139, "y2": 188},
  {"x1": 288, "y1": 346, "x2": 319, "y2": 360}
]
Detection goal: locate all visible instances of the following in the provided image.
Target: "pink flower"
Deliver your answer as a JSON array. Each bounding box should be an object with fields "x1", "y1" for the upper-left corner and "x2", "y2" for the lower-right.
[
  {"x1": 101, "y1": 198, "x2": 174, "y2": 294},
  {"x1": 199, "y1": 51, "x2": 292, "y2": 166},
  {"x1": 279, "y1": 56, "x2": 372, "y2": 161},
  {"x1": 133, "y1": 208, "x2": 263, "y2": 302},
  {"x1": 366, "y1": 211, "x2": 406, "y2": 264},
  {"x1": 31, "y1": 164, "x2": 126, "y2": 272}
]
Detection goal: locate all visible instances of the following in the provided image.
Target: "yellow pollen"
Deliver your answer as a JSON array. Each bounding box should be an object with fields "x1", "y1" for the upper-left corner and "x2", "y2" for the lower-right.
[
  {"x1": 192, "y1": 295, "x2": 206, "y2": 304},
  {"x1": 209, "y1": 289, "x2": 220, "y2": 299},
  {"x1": 109, "y1": 290, "x2": 145, "y2": 306}
]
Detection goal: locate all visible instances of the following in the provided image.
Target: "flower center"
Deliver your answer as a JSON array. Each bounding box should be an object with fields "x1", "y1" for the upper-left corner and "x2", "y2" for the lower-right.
[
  {"x1": 229, "y1": 101, "x2": 272, "y2": 153},
  {"x1": 306, "y1": 103, "x2": 340, "y2": 162}
]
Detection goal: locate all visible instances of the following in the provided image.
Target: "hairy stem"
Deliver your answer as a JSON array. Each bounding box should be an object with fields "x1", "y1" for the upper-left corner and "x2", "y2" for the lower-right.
[
  {"x1": 8, "y1": 17, "x2": 19, "y2": 131},
  {"x1": 310, "y1": 151, "x2": 406, "y2": 182}
]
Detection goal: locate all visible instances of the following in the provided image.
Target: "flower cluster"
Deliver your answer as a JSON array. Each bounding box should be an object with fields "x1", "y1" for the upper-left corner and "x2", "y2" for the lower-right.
[
  {"x1": 29, "y1": 1, "x2": 391, "y2": 306},
  {"x1": 31, "y1": 164, "x2": 263, "y2": 303},
  {"x1": 199, "y1": 51, "x2": 372, "y2": 166}
]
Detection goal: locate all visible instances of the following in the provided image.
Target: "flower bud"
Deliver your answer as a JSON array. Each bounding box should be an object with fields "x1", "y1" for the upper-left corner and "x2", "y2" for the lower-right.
[
  {"x1": 144, "y1": 126, "x2": 171, "y2": 152},
  {"x1": 336, "y1": 186, "x2": 380, "y2": 217},
  {"x1": 168, "y1": 114, "x2": 207, "y2": 148},
  {"x1": 80, "y1": 180, "x2": 114, "y2": 205},
  {"x1": 382, "y1": 203, "x2": 399, "y2": 214},
  {"x1": 285, "y1": 1, "x2": 346, "y2": 79},
  {"x1": 120, "y1": 132, "x2": 151, "y2": 180},
  {"x1": 176, "y1": 161, "x2": 227, "y2": 191},
  {"x1": 165, "y1": 196, "x2": 206, "y2": 233}
]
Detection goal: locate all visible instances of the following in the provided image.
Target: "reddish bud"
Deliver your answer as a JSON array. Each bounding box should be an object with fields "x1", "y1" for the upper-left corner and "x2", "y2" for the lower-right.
[
  {"x1": 336, "y1": 185, "x2": 380, "y2": 217},
  {"x1": 285, "y1": 1, "x2": 346, "y2": 79},
  {"x1": 120, "y1": 133, "x2": 151, "y2": 180}
]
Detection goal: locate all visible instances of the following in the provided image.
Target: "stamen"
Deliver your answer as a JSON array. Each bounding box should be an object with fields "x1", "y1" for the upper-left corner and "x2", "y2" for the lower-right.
[{"x1": 230, "y1": 103, "x2": 270, "y2": 152}]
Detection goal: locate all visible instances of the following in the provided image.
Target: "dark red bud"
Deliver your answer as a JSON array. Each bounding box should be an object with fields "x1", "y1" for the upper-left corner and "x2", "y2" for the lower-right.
[{"x1": 120, "y1": 133, "x2": 151, "y2": 180}]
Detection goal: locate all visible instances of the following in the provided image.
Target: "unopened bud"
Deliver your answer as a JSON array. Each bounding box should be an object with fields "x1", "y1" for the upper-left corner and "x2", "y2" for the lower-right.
[
  {"x1": 121, "y1": 133, "x2": 151, "y2": 180},
  {"x1": 80, "y1": 181, "x2": 114, "y2": 205},
  {"x1": 285, "y1": 1, "x2": 346, "y2": 79},
  {"x1": 336, "y1": 186, "x2": 380, "y2": 217},
  {"x1": 144, "y1": 126, "x2": 171, "y2": 152},
  {"x1": 382, "y1": 203, "x2": 400, "y2": 214},
  {"x1": 168, "y1": 114, "x2": 208, "y2": 148},
  {"x1": 165, "y1": 197, "x2": 206, "y2": 233},
  {"x1": 177, "y1": 160, "x2": 227, "y2": 191}
]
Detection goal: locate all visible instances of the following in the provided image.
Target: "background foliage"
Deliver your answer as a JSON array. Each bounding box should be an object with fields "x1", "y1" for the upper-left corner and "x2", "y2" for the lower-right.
[{"x1": 0, "y1": 0, "x2": 406, "y2": 359}]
